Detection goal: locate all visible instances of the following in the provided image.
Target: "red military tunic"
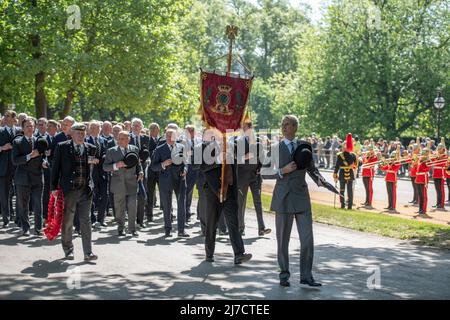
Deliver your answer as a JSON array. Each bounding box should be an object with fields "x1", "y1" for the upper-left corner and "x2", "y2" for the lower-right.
[
  {"x1": 380, "y1": 163, "x2": 401, "y2": 182},
  {"x1": 415, "y1": 160, "x2": 431, "y2": 213},
  {"x1": 362, "y1": 155, "x2": 378, "y2": 177},
  {"x1": 415, "y1": 162, "x2": 431, "y2": 184},
  {"x1": 431, "y1": 155, "x2": 448, "y2": 179}
]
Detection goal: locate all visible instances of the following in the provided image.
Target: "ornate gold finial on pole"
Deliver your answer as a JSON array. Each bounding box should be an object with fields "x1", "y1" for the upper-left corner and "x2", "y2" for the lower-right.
[{"x1": 225, "y1": 25, "x2": 238, "y2": 75}]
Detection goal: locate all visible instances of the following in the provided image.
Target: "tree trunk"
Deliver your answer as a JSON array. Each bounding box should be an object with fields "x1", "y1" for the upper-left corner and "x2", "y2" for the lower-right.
[
  {"x1": 30, "y1": 1, "x2": 47, "y2": 118},
  {"x1": 35, "y1": 71, "x2": 47, "y2": 118},
  {"x1": 0, "y1": 100, "x2": 6, "y2": 115},
  {"x1": 61, "y1": 89, "x2": 75, "y2": 118}
]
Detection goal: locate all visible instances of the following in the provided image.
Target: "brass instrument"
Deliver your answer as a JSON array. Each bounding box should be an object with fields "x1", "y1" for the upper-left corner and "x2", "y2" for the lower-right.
[{"x1": 361, "y1": 155, "x2": 411, "y2": 168}]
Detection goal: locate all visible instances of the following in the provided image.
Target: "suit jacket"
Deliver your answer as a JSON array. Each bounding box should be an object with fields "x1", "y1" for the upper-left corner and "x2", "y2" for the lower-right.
[
  {"x1": 103, "y1": 145, "x2": 143, "y2": 196},
  {"x1": 0, "y1": 126, "x2": 22, "y2": 177},
  {"x1": 86, "y1": 135, "x2": 108, "y2": 179},
  {"x1": 148, "y1": 135, "x2": 160, "y2": 156},
  {"x1": 46, "y1": 134, "x2": 58, "y2": 166},
  {"x1": 194, "y1": 140, "x2": 237, "y2": 198},
  {"x1": 12, "y1": 135, "x2": 45, "y2": 186},
  {"x1": 266, "y1": 139, "x2": 322, "y2": 214},
  {"x1": 51, "y1": 140, "x2": 96, "y2": 194},
  {"x1": 147, "y1": 135, "x2": 161, "y2": 178},
  {"x1": 129, "y1": 133, "x2": 150, "y2": 155},
  {"x1": 150, "y1": 142, "x2": 187, "y2": 181},
  {"x1": 234, "y1": 135, "x2": 266, "y2": 186},
  {"x1": 54, "y1": 131, "x2": 70, "y2": 144}
]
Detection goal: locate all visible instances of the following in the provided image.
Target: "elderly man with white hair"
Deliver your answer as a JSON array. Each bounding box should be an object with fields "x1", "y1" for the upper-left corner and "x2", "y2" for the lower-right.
[
  {"x1": 150, "y1": 128, "x2": 189, "y2": 238},
  {"x1": 129, "y1": 118, "x2": 150, "y2": 228},
  {"x1": 54, "y1": 116, "x2": 75, "y2": 144}
]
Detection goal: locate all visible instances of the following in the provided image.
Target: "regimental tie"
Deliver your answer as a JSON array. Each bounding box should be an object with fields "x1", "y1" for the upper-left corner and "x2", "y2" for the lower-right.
[{"x1": 289, "y1": 141, "x2": 295, "y2": 155}]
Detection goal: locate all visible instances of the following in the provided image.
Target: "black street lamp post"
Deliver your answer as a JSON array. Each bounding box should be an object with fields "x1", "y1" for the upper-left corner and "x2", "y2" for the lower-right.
[{"x1": 434, "y1": 90, "x2": 445, "y2": 140}]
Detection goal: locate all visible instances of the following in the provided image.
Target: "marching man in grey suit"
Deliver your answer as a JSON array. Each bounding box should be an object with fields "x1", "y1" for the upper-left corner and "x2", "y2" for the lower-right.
[
  {"x1": 103, "y1": 131, "x2": 144, "y2": 237},
  {"x1": 266, "y1": 115, "x2": 325, "y2": 288}
]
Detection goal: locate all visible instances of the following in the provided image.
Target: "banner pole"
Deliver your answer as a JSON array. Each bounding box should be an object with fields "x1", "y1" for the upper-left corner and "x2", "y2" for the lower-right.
[{"x1": 220, "y1": 25, "x2": 238, "y2": 202}]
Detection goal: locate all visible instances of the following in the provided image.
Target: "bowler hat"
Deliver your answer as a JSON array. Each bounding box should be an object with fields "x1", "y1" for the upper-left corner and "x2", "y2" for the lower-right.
[
  {"x1": 139, "y1": 148, "x2": 150, "y2": 162},
  {"x1": 293, "y1": 143, "x2": 313, "y2": 170},
  {"x1": 35, "y1": 137, "x2": 49, "y2": 154},
  {"x1": 123, "y1": 151, "x2": 139, "y2": 168}
]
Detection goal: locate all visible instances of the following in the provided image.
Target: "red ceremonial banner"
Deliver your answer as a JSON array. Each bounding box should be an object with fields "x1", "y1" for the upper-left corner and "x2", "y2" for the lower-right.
[{"x1": 200, "y1": 71, "x2": 253, "y2": 133}]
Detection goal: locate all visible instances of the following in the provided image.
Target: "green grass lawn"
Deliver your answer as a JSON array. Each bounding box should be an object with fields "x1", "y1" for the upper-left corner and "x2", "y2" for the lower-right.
[{"x1": 192, "y1": 189, "x2": 450, "y2": 249}]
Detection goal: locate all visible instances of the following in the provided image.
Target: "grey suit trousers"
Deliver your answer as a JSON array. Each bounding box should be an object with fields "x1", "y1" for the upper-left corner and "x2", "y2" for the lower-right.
[
  {"x1": 114, "y1": 193, "x2": 137, "y2": 233},
  {"x1": 276, "y1": 211, "x2": 314, "y2": 282},
  {"x1": 61, "y1": 188, "x2": 93, "y2": 255}
]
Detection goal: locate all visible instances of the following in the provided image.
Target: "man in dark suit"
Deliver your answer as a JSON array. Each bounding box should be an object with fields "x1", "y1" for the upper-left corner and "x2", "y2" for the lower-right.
[
  {"x1": 151, "y1": 128, "x2": 189, "y2": 238},
  {"x1": 105, "y1": 124, "x2": 121, "y2": 219},
  {"x1": 0, "y1": 110, "x2": 21, "y2": 228},
  {"x1": 51, "y1": 123, "x2": 98, "y2": 261},
  {"x1": 266, "y1": 115, "x2": 324, "y2": 287},
  {"x1": 34, "y1": 117, "x2": 48, "y2": 138},
  {"x1": 54, "y1": 116, "x2": 75, "y2": 144},
  {"x1": 195, "y1": 129, "x2": 252, "y2": 264},
  {"x1": 146, "y1": 122, "x2": 160, "y2": 222},
  {"x1": 235, "y1": 122, "x2": 271, "y2": 237},
  {"x1": 129, "y1": 118, "x2": 150, "y2": 228},
  {"x1": 86, "y1": 120, "x2": 108, "y2": 227},
  {"x1": 100, "y1": 121, "x2": 114, "y2": 143},
  {"x1": 41, "y1": 120, "x2": 59, "y2": 223},
  {"x1": 183, "y1": 125, "x2": 200, "y2": 224},
  {"x1": 12, "y1": 117, "x2": 47, "y2": 236}
]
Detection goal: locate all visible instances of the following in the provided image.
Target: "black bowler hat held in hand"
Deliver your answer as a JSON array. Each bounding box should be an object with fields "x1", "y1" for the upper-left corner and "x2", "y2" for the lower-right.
[
  {"x1": 35, "y1": 137, "x2": 49, "y2": 155},
  {"x1": 123, "y1": 151, "x2": 139, "y2": 168},
  {"x1": 292, "y1": 143, "x2": 313, "y2": 170}
]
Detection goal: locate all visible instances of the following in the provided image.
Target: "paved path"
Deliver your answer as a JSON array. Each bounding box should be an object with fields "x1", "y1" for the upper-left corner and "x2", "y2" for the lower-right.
[{"x1": 1, "y1": 198, "x2": 450, "y2": 300}]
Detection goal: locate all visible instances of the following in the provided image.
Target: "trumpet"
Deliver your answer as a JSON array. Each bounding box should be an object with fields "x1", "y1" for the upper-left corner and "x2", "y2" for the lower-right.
[
  {"x1": 360, "y1": 155, "x2": 411, "y2": 168},
  {"x1": 424, "y1": 156, "x2": 449, "y2": 167}
]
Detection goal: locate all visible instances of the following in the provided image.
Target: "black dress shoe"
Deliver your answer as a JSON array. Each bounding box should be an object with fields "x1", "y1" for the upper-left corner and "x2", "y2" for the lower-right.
[
  {"x1": 22, "y1": 230, "x2": 30, "y2": 236},
  {"x1": 138, "y1": 223, "x2": 145, "y2": 229},
  {"x1": 2, "y1": 222, "x2": 8, "y2": 229},
  {"x1": 34, "y1": 230, "x2": 42, "y2": 236},
  {"x1": 234, "y1": 253, "x2": 252, "y2": 265},
  {"x1": 258, "y1": 228, "x2": 272, "y2": 236},
  {"x1": 65, "y1": 250, "x2": 74, "y2": 260},
  {"x1": 300, "y1": 278, "x2": 322, "y2": 287},
  {"x1": 165, "y1": 231, "x2": 172, "y2": 238},
  {"x1": 178, "y1": 232, "x2": 190, "y2": 238},
  {"x1": 239, "y1": 230, "x2": 245, "y2": 236},
  {"x1": 205, "y1": 256, "x2": 214, "y2": 262},
  {"x1": 100, "y1": 222, "x2": 107, "y2": 227},
  {"x1": 131, "y1": 231, "x2": 139, "y2": 237},
  {"x1": 84, "y1": 252, "x2": 98, "y2": 261},
  {"x1": 118, "y1": 230, "x2": 126, "y2": 236},
  {"x1": 147, "y1": 216, "x2": 153, "y2": 222},
  {"x1": 219, "y1": 230, "x2": 228, "y2": 236},
  {"x1": 280, "y1": 280, "x2": 290, "y2": 287}
]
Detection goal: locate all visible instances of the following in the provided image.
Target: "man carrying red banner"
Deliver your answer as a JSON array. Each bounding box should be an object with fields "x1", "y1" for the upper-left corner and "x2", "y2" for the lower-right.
[
  {"x1": 198, "y1": 71, "x2": 253, "y2": 265},
  {"x1": 360, "y1": 145, "x2": 378, "y2": 208},
  {"x1": 380, "y1": 151, "x2": 401, "y2": 213}
]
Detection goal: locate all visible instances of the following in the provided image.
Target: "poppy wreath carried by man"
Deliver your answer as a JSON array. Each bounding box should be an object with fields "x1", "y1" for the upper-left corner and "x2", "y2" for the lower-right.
[{"x1": 44, "y1": 188, "x2": 64, "y2": 241}]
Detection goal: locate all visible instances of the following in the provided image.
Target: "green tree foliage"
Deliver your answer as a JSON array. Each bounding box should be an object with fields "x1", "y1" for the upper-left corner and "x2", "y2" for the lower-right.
[{"x1": 299, "y1": 0, "x2": 449, "y2": 139}]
